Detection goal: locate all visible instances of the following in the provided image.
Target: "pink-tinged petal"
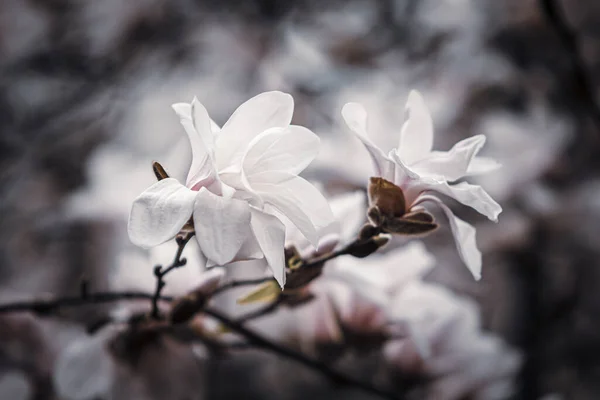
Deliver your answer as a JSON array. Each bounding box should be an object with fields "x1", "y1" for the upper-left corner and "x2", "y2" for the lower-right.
[
  {"x1": 242, "y1": 125, "x2": 320, "y2": 181},
  {"x1": 193, "y1": 188, "x2": 252, "y2": 266},
  {"x1": 466, "y1": 156, "x2": 501, "y2": 176},
  {"x1": 341, "y1": 102, "x2": 395, "y2": 180},
  {"x1": 172, "y1": 99, "x2": 216, "y2": 189},
  {"x1": 216, "y1": 91, "x2": 294, "y2": 170},
  {"x1": 418, "y1": 180, "x2": 502, "y2": 222},
  {"x1": 252, "y1": 173, "x2": 336, "y2": 246},
  {"x1": 411, "y1": 135, "x2": 488, "y2": 181},
  {"x1": 383, "y1": 338, "x2": 427, "y2": 372},
  {"x1": 388, "y1": 150, "x2": 424, "y2": 203},
  {"x1": 398, "y1": 90, "x2": 434, "y2": 165},
  {"x1": 414, "y1": 194, "x2": 482, "y2": 280},
  {"x1": 128, "y1": 178, "x2": 197, "y2": 248},
  {"x1": 250, "y1": 209, "x2": 286, "y2": 287}
]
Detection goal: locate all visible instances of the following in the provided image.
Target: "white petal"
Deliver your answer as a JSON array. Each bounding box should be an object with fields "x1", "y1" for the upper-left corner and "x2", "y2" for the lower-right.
[
  {"x1": 389, "y1": 149, "x2": 420, "y2": 182},
  {"x1": 242, "y1": 126, "x2": 320, "y2": 181},
  {"x1": 203, "y1": 227, "x2": 263, "y2": 267},
  {"x1": 418, "y1": 180, "x2": 502, "y2": 222},
  {"x1": 411, "y1": 135, "x2": 488, "y2": 181},
  {"x1": 328, "y1": 191, "x2": 367, "y2": 244},
  {"x1": 193, "y1": 188, "x2": 252, "y2": 265},
  {"x1": 415, "y1": 194, "x2": 482, "y2": 280},
  {"x1": 128, "y1": 178, "x2": 196, "y2": 248},
  {"x1": 253, "y1": 173, "x2": 336, "y2": 246},
  {"x1": 216, "y1": 91, "x2": 294, "y2": 170},
  {"x1": 327, "y1": 241, "x2": 435, "y2": 294},
  {"x1": 172, "y1": 99, "x2": 216, "y2": 189},
  {"x1": 235, "y1": 231, "x2": 264, "y2": 261},
  {"x1": 341, "y1": 102, "x2": 395, "y2": 180},
  {"x1": 398, "y1": 90, "x2": 434, "y2": 165},
  {"x1": 250, "y1": 209, "x2": 286, "y2": 288},
  {"x1": 466, "y1": 156, "x2": 501, "y2": 176}
]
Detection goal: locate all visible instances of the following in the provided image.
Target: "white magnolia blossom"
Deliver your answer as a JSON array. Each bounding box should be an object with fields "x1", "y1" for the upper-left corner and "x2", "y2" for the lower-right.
[
  {"x1": 342, "y1": 90, "x2": 502, "y2": 279},
  {"x1": 128, "y1": 91, "x2": 336, "y2": 287}
]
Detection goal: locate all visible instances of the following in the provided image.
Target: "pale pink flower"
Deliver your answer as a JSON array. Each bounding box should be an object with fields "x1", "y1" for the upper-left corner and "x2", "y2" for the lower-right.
[{"x1": 342, "y1": 90, "x2": 502, "y2": 279}]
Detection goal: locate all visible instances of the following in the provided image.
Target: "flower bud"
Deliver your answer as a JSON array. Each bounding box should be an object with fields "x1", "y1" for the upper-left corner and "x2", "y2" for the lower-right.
[
  {"x1": 346, "y1": 235, "x2": 390, "y2": 258},
  {"x1": 368, "y1": 177, "x2": 406, "y2": 218},
  {"x1": 152, "y1": 161, "x2": 170, "y2": 181},
  {"x1": 359, "y1": 223, "x2": 381, "y2": 240},
  {"x1": 381, "y1": 216, "x2": 438, "y2": 236}
]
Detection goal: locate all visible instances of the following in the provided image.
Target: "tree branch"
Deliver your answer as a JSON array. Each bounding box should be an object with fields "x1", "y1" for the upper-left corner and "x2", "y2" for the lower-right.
[
  {"x1": 0, "y1": 292, "x2": 173, "y2": 314},
  {"x1": 151, "y1": 232, "x2": 194, "y2": 319},
  {"x1": 539, "y1": 0, "x2": 600, "y2": 134},
  {"x1": 203, "y1": 307, "x2": 402, "y2": 399}
]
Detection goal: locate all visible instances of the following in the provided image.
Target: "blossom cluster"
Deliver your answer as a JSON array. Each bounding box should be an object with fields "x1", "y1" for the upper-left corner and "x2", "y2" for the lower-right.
[{"x1": 128, "y1": 90, "x2": 501, "y2": 284}]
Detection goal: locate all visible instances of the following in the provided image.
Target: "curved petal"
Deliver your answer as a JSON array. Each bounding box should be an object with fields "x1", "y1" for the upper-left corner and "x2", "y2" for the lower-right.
[
  {"x1": 411, "y1": 135, "x2": 488, "y2": 181},
  {"x1": 242, "y1": 125, "x2": 320, "y2": 181},
  {"x1": 172, "y1": 99, "x2": 217, "y2": 188},
  {"x1": 416, "y1": 180, "x2": 502, "y2": 222},
  {"x1": 398, "y1": 90, "x2": 434, "y2": 165},
  {"x1": 388, "y1": 150, "x2": 423, "y2": 204},
  {"x1": 252, "y1": 173, "x2": 336, "y2": 246},
  {"x1": 193, "y1": 188, "x2": 252, "y2": 265},
  {"x1": 341, "y1": 102, "x2": 395, "y2": 180},
  {"x1": 216, "y1": 91, "x2": 294, "y2": 170},
  {"x1": 466, "y1": 156, "x2": 501, "y2": 176},
  {"x1": 128, "y1": 178, "x2": 196, "y2": 248},
  {"x1": 250, "y1": 209, "x2": 286, "y2": 288},
  {"x1": 414, "y1": 194, "x2": 482, "y2": 280}
]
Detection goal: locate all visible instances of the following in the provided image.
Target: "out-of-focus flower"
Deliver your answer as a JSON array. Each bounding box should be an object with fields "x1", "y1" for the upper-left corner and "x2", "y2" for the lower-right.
[
  {"x1": 268, "y1": 241, "x2": 436, "y2": 359},
  {"x1": 342, "y1": 90, "x2": 502, "y2": 279},
  {"x1": 285, "y1": 190, "x2": 367, "y2": 258},
  {"x1": 128, "y1": 91, "x2": 336, "y2": 287},
  {"x1": 385, "y1": 280, "x2": 521, "y2": 400}
]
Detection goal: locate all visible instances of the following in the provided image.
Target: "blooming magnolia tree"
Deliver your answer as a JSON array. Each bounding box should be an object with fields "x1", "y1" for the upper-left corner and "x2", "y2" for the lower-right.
[{"x1": 0, "y1": 90, "x2": 515, "y2": 400}]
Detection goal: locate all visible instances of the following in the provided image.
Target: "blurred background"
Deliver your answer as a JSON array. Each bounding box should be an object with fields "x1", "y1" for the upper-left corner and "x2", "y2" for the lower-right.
[{"x1": 1, "y1": 0, "x2": 600, "y2": 399}]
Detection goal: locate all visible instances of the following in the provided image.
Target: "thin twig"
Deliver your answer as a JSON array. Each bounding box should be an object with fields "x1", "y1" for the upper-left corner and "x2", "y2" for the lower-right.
[
  {"x1": 0, "y1": 292, "x2": 173, "y2": 314},
  {"x1": 204, "y1": 307, "x2": 402, "y2": 400},
  {"x1": 151, "y1": 232, "x2": 194, "y2": 319}
]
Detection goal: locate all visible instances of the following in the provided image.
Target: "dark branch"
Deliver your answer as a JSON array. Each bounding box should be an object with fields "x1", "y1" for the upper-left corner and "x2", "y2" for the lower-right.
[
  {"x1": 539, "y1": 0, "x2": 600, "y2": 134},
  {"x1": 0, "y1": 292, "x2": 173, "y2": 314},
  {"x1": 204, "y1": 307, "x2": 402, "y2": 400},
  {"x1": 151, "y1": 232, "x2": 194, "y2": 319}
]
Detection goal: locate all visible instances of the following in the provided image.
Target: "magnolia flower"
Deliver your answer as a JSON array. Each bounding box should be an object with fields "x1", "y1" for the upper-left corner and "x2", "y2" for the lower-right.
[
  {"x1": 128, "y1": 91, "x2": 336, "y2": 287},
  {"x1": 385, "y1": 280, "x2": 521, "y2": 400},
  {"x1": 342, "y1": 90, "x2": 502, "y2": 279}
]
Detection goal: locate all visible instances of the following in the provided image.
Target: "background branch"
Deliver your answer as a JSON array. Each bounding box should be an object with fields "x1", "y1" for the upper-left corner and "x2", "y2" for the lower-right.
[
  {"x1": 203, "y1": 307, "x2": 403, "y2": 400},
  {"x1": 539, "y1": 0, "x2": 600, "y2": 134}
]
